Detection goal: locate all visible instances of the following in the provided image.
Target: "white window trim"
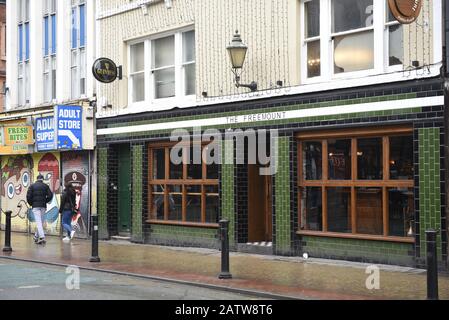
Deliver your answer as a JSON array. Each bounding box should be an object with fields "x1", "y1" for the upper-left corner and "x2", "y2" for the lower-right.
[
  {"x1": 17, "y1": 0, "x2": 30, "y2": 107},
  {"x1": 127, "y1": 26, "x2": 196, "y2": 111},
  {"x1": 301, "y1": 0, "x2": 407, "y2": 84},
  {"x1": 71, "y1": 0, "x2": 87, "y2": 100},
  {"x1": 43, "y1": 2, "x2": 57, "y2": 104}
]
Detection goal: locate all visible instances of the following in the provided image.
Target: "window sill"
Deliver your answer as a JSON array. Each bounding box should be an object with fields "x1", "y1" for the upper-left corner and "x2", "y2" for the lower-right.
[
  {"x1": 146, "y1": 219, "x2": 219, "y2": 229},
  {"x1": 296, "y1": 230, "x2": 415, "y2": 243}
]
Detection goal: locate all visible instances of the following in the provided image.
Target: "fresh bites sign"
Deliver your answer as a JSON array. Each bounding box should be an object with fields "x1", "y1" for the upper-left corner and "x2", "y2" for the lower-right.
[
  {"x1": 0, "y1": 125, "x2": 34, "y2": 154},
  {"x1": 55, "y1": 105, "x2": 83, "y2": 150},
  {"x1": 34, "y1": 106, "x2": 83, "y2": 151}
]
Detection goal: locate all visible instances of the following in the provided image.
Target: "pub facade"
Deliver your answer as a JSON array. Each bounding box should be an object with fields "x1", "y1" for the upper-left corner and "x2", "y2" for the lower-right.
[{"x1": 96, "y1": 0, "x2": 447, "y2": 269}]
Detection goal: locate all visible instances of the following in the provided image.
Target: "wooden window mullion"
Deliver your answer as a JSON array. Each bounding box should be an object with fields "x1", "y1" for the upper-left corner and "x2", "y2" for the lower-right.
[
  {"x1": 201, "y1": 185, "x2": 206, "y2": 223},
  {"x1": 322, "y1": 140, "x2": 328, "y2": 181},
  {"x1": 351, "y1": 186, "x2": 356, "y2": 234},
  {"x1": 182, "y1": 185, "x2": 186, "y2": 222},
  {"x1": 383, "y1": 187, "x2": 388, "y2": 236},
  {"x1": 322, "y1": 186, "x2": 328, "y2": 232}
]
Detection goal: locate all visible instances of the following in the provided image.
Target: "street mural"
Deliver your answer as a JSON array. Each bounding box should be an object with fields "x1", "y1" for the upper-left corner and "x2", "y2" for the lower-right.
[
  {"x1": 61, "y1": 151, "x2": 90, "y2": 238},
  {"x1": 0, "y1": 153, "x2": 62, "y2": 235},
  {"x1": 1, "y1": 155, "x2": 33, "y2": 232}
]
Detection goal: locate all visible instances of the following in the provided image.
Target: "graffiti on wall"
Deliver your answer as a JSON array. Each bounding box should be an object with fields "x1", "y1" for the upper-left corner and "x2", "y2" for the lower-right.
[
  {"x1": 62, "y1": 151, "x2": 90, "y2": 238},
  {"x1": 0, "y1": 153, "x2": 61, "y2": 235},
  {"x1": 1, "y1": 155, "x2": 33, "y2": 232}
]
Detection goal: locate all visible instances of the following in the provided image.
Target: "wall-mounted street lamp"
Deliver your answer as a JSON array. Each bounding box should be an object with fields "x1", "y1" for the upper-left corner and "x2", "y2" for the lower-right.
[{"x1": 226, "y1": 30, "x2": 257, "y2": 92}]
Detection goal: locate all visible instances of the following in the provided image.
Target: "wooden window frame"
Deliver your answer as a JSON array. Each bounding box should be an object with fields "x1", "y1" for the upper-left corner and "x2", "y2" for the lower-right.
[
  {"x1": 147, "y1": 142, "x2": 219, "y2": 228},
  {"x1": 297, "y1": 126, "x2": 414, "y2": 243}
]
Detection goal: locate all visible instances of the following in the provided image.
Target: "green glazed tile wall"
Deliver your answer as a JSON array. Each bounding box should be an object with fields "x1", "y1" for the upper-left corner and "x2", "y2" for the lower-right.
[
  {"x1": 98, "y1": 148, "x2": 109, "y2": 239},
  {"x1": 148, "y1": 224, "x2": 219, "y2": 248},
  {"x1": 131, "y1": 145, "x2": 144, "y2": 242},
  {"x1": 221, "y1": 139, "x2": 235, "y2": 245},
  {"x1": 301, "y1": 236, "x2": 414, "y2": 265},
  {"x1": 418, "y1": 128, "x2": 443, "y2": 259},
  {"x1": 275, "y1": 136, "x2": 291, "y2": 254}
]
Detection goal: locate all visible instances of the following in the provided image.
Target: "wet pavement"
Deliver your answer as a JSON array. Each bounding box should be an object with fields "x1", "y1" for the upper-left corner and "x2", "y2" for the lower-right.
[{"x1": 1, "y1": 231, "x2": 448, "y2": 300}]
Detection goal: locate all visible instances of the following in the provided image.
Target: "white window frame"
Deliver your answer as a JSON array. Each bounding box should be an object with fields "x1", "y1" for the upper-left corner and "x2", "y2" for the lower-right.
[
  {"x1": 300, "y1": 0, "x2": 404, "y2": 84},
  {"x1": 127, "y1": 26, "x2": 196, "y2": 110},
  {"x1": 17, "y1": 0, "x2": 30, "y2": 107},
  {"x1": 43, "y1": 0, "x2": 57, "y2": 103},
  {"x1": 71, "y1": 0, "x2": 86, "y2": 100}
]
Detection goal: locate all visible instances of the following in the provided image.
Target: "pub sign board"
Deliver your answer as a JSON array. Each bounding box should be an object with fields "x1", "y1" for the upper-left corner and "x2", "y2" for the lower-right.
[
  {"x1": 388, "y1": 0, "x2": 423, "y2": 24},
  {"x1": 92, "y1": 57, "x2": 121, "y2": 83}
]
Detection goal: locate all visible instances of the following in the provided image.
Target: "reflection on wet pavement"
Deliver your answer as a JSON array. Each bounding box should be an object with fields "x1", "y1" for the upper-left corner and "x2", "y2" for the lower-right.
[{"x1": 1, "y1": 232, "x2": 448, "y2": 300}]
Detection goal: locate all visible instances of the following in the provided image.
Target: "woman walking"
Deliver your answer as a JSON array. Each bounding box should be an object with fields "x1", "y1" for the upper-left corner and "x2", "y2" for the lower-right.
[{"x1": 60, "y1": 182, "x2": 77, "y2": 242}]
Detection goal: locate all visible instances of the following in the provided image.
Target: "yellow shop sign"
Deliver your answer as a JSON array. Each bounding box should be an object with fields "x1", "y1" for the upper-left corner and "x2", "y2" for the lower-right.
[{"x1": 3, "y1": 126, "x2": 34, "y2": 145}]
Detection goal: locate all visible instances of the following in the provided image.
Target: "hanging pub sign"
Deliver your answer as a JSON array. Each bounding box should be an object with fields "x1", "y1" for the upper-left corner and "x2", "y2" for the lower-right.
[
  {"x1": 92, "y1": 57, "x2": 122, "y2": 83},
  {"x1": 388, "y1": 0, "x2": 423, "y2": 24}
]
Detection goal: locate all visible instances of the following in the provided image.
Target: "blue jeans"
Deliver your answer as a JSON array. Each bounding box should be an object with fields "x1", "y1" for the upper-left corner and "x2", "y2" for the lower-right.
[{"x1": 62, "y1": 210, "x2": 73, "y2": 237}]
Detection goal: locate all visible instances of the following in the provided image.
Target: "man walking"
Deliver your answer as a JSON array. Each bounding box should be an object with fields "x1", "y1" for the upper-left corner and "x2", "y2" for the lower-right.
[{"x1": 27, "y1": 173, "x2": 53, "y2": 244}]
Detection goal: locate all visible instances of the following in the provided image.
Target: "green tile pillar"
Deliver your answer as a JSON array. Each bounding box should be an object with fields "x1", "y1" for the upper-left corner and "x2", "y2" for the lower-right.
[
  {"x1": 131, "y1": 144, "x2": 144, "y2": 243},
  {"x1": 274, "y1": 136, "x2": 291, "y2": 255},
  {"x1": 221, "y1": 139, "x2": 235, "y2": 247},
  {"x1": 97, "y1": 147, "x2": 109, "y2": 239},
  {"x1": 418, "y1": 128, "x2": 442, "y2": 260}
]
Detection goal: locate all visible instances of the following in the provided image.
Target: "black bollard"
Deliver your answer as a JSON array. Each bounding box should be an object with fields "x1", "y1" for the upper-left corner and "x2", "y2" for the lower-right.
[
  {"x1": 3, "y1": 210, "x2": 12, "y2": 253},
  {"x1": 218, "y1": 219, "x2": 232, "y2": 279},
  {"x1": 89, "y1": 215, "x2": 100, "y2": 263},
  {"x1": 426, "y1": 229, "x2": 439, "y2": 300}
]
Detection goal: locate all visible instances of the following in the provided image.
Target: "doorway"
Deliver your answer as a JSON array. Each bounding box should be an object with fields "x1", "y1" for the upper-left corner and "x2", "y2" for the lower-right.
[
  {"x1": 118, "y1": 145, "x2": 131, "y2": 235},
  {"x1": 247, "y1": 165, "x2": 272, "y2": 242}
]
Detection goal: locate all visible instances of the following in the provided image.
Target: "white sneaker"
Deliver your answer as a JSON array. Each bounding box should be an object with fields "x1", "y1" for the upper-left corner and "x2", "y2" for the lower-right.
[
  {"x1": 70, "y1": 230, "x2": 76, "y2": 239},
  {"x1": 62, "y1": 237, "x2": 71, "y2": 242}
]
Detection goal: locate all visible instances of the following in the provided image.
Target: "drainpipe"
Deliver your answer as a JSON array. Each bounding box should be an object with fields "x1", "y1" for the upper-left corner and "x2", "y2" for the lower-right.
[{"x1": 442, "y1": 0, "x2": 449, "y2": 269}]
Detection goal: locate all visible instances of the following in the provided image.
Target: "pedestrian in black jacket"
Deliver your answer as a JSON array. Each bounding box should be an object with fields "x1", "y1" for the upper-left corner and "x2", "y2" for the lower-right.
[
  {"x1": 27, "y1": 173, "x2": 53, "y2": 244},
  {"x1": 59, "y1": 182, "x2": 77, "y2": 242}
]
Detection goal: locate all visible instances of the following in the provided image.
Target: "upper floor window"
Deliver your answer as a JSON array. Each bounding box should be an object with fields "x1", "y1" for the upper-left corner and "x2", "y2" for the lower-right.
[
  {"x1": 17, "y1": 0, "x2": 30, "y2": 106},
  {"x1": 71, "y1": 0, "x2": 86, "y2": 99},
  {"x1": 129, "y1": 29, "x2": 196, "y2": 106},
  {"x1": 301, "y1": 0, "x2": 404, "y2": 81},
  {"x1": 43, "y1": 0, "x2": 57, "y2": 103}
]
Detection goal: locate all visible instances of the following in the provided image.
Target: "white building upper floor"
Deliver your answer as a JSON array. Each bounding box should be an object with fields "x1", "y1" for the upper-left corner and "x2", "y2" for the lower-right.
[
  {"x1": 5, "y1": 0, "x2": 97, "y2": 111},
  {"x1": 5, "y1": 0, "x2": 444, "y2": 117}
]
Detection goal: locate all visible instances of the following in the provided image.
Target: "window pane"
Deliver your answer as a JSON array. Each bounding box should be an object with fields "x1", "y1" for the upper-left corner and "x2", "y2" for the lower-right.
[
  {"x1": 183, "y1": 31, "x2": 195, "y2": 63},
  {"x1": 332, "y1": 0, "x2": 373, "y2": 33},
  {"x1": 389, "y1": 24, "x2": 403, "y2": 66},
  {"x1": 186, "y1": 194, "x2": 202, "y2": 222},
  {"x1": 356, "y1": 187, "x2": 382, "y2": 235},
  {"x1": 301, "y1": 187, "x2": 322, "y2": 231},
  {"x1": 131, "y1": 42, "x2": 145, "y2": 73},
  {"x1": 388, "y1": 188, "x2": 414, "y2": 237},
  {"x1": 205, "y1": 195, "x2": 219, "y2": 223},
  {"x1": 205, "y1": 185, "x2": 219, "y2": 224},
  {"x1": 131, "y1": 73, "x2": 145, "y2": 103},
  {"x1": 328, "y1": 139, "x2": 351, "y2": 180},
  {"x1": 71, "y1": 8, "x2": 77, "y2": 49},
  {"x1": 187, "y1": 146, "x2": 202, "y2": 180},
  {"x1": 151, "y1": 185, "x2": 165, "y2": 220},
  {"x1": 205, "y1": 145, "x2": 219, "y2": 179},
  {"x1": 168, "y1": 185, "x2": 182, "y2": 221},
  {"x1": 390, "y1": 135, "x2": 413, "y2": 180},
  {"x1": 153, "y1": 36, "x2": 174, "y2": 68},
  {"x1": 51, "y1": 14, "x2": 57, "y2": 55},
  {"x1": 307, "y1": 40, "x2": 320, "y2": 78},
  {"x1": 154, "y1": 67, "x2": 175, "y2": 99},
  {"x1": 152, "y1": 149, "x2": 165, "y2": 180},
  {"x1": 184, "y1": 63, "x2": 196, "y2": 95},
  {"x1": 79, "y1": 4, "x2": 86, "y2": 47},
  {"x1": 305, "y1": 0, "x2": 320, "y2": 38},
  {"x1": 334, "y1": 31, "x2": 374, "y2": 73},
  {"x1": 303, "y1": 141, "x2": 322, "y2": 180},
  {"x1": 169, "y1": 153, "x2": 183, "y2": 179},
  {"x1": 327, "y1": 187, "x2": 351, "y2": 233},
  {"x1": 357, "y1": 137, "x2": 382, "y2": 180},
  {"x1": 44, "y1": 17, "x2": 49, "y2": 56}
]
